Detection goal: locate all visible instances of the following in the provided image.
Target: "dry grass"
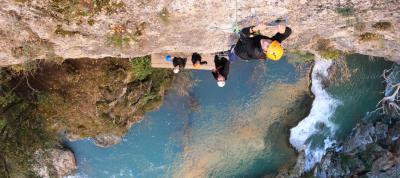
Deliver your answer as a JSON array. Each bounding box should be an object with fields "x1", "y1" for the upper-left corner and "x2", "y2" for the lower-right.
[
  {"x1": 359, "y1": 32, "x2": 383, "y2": 42},
  {"x1": 372, "y1": 21, "x2": 392, "y2": 31},
  {"x1": 354, "y1": 22, "x2": 366, "y2": 31},
  {"x1": 54, "y1": 24, "x2": 80, "y2": 37},
  {"x1": 49, "y1": 0, "x2": 125, "y2": 22},
  {"x1": 106, "y1": 23, "x2": 146, "y2": 48}
]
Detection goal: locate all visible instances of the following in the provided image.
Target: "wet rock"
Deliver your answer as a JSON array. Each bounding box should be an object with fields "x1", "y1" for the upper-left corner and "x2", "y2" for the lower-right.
[
  {"x1": 371, "y1": 151, "x2": 395, "y2": 172},
  {"x1": 275, "y1": 151, "x2": 306, "y2": 178},
  {"x1": 92, "y1": 134, "x2": 122, "y2": 147},
  {"x1": 388, "y1": 122, "x2": 400, "y2": 146},
  {"x1": 367, "y1": 165, "x2": 400, "y2": 178},
  {"x1": 343, "y1": 123, "x2": 375, "y2": 154},
  {"x1": 395, "y1": 139, "x2": 400, "y2": 155},
  {"x1": 316, "y1": 152, "x2": 346, "y2": 178},
  {"x1": 375, "y1": 122, "x2": 388, "y2": 142}
]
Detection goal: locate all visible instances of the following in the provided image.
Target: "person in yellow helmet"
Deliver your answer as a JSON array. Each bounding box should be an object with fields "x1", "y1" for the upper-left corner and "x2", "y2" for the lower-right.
[
  {"x1": 231, "y1": 21, "x2": 292, "y2": 61},
  {"x1": 191, "y1": 52, "x2": 207, "y2": 69}
]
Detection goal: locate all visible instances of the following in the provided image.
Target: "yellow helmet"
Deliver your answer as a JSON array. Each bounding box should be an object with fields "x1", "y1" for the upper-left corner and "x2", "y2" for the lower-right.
[
  {"x1": 194, "y1": 63, "x2": 201, "y2": 69},
  {"x1": 266, "y1": 41, "x2": 284, "y2": 61}
]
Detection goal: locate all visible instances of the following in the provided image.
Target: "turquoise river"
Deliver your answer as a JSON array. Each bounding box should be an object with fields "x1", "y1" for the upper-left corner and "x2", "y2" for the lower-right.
[{"x1": 66, "y1": 54, "x2": 392, "y2": 177}]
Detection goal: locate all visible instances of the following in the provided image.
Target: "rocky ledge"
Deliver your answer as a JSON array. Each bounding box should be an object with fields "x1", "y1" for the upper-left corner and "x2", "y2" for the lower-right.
[{"x1": 316, "y1": 120, "x2": 400, "y2": 178}]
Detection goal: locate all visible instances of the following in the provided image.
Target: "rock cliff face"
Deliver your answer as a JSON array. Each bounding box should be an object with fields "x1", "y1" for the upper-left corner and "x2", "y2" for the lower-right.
[{"x1": 0, "y1": 0, "x2": 399, "y2": 66}]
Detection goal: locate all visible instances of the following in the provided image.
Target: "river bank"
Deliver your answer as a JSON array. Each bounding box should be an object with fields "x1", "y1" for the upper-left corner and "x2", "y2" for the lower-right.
[{"x1": 0, "y1": 57, "x2": 174, "y2": 177}]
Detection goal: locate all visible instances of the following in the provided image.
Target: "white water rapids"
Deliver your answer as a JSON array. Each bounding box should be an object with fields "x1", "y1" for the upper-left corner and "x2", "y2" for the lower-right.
[{"x1": 289, "y1": 59, "x2": 341, "y2": 170}]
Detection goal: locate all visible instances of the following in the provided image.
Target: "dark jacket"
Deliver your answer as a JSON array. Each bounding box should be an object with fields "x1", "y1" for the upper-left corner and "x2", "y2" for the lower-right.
[
  {"x1": 234, "y1": 26, "x2": 292, "y2": 60},
  {"x1": 212, "y1": 55, "x2": 230, "y2": 80},
  {"x1": 191, "y1": 53, "x2": 207, "y2": 65},
  {"x1": 173, "y1": 57, "x2": 187, "y2": 68}
]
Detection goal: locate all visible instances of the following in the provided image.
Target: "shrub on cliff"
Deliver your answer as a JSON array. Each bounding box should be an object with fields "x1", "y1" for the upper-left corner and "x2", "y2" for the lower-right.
[{"x1": 0, "y1": 68, "x2": 58, "y2": 178}]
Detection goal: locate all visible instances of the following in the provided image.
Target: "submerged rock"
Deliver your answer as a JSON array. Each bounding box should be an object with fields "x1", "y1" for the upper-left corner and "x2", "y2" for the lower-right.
[{"x1": 92, "y1": 134, "x2": 123, "y2": 147}]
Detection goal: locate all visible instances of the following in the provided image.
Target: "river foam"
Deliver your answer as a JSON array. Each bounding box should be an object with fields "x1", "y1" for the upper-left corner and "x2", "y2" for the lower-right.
[{"x1": 289, "y1": 59, "x2": 340, "y2": 170}]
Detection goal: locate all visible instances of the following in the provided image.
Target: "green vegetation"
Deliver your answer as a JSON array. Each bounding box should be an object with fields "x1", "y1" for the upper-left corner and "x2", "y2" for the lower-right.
[
  {"x1": 315, "y1": 39, "x2": 344, "y2": 60},
  {"x1": 301, "y1": 171, "x2": 316, "y2": 178},
  {"x1": 0, "y1": 57, "x2": 174, "y2": 177},
  {"x1": 0, "y1": 68, "x2": 58, "y2": 178},
  {"x1": 372, "y1": 21, "x2": 392, "y2": 30},
  {"x1": 31, "y1": 58, "x2": 172, "y2": 138},
  {"x1": 336, "y1": 7, "x2": 354, "y2": 17},
  {"x1": 106, "y1": 32, "x2": 137, "y2": 48},
  {"x1": 359, "y1": 32, "x2": 383, "y2": 42},
  {"x1": 131, "y1": 56, "x2": 154, "y2": 80},
  {"x1": 320, "y1": 49, "x2": 343, "y2": 60},
  {"x1": 106, "y1": 32, "x2": 132, "y2": 48},
  {"x1": 130, "y1": 56, "x2": 174, "y2": 112},
  {"x1": 287, "y1": 50, "x2": 315, "y2": 64},
  {"x1": 8, "y1": 59, "x2": 39, "y2": 75}
]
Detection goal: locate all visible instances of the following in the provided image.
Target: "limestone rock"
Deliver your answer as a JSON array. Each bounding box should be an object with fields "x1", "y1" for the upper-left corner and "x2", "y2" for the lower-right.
[
  {"x1": 33, "y1": 148, "x2": 77, "y2": 178},
  {"x1": 50, "y1": 149, "x2": 77, "y2": 177},
  {"x1": 1, "y1": 0, "x2": 400, "y2": 66}
]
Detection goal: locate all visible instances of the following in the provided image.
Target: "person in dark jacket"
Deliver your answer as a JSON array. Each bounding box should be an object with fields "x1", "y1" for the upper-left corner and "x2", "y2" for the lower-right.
[
  {"x1": 233, "y1": 21, "x2": 292, "y2": 61},
  {"x1": 172, "y1": 57, "x2": 187, "y2": 73},
  {"x1": 212, "y1": 55, "x2": 230, "y2": 87},
  {"x1": 191, "y1": 52, "x2": 207, "y2": 69}
]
